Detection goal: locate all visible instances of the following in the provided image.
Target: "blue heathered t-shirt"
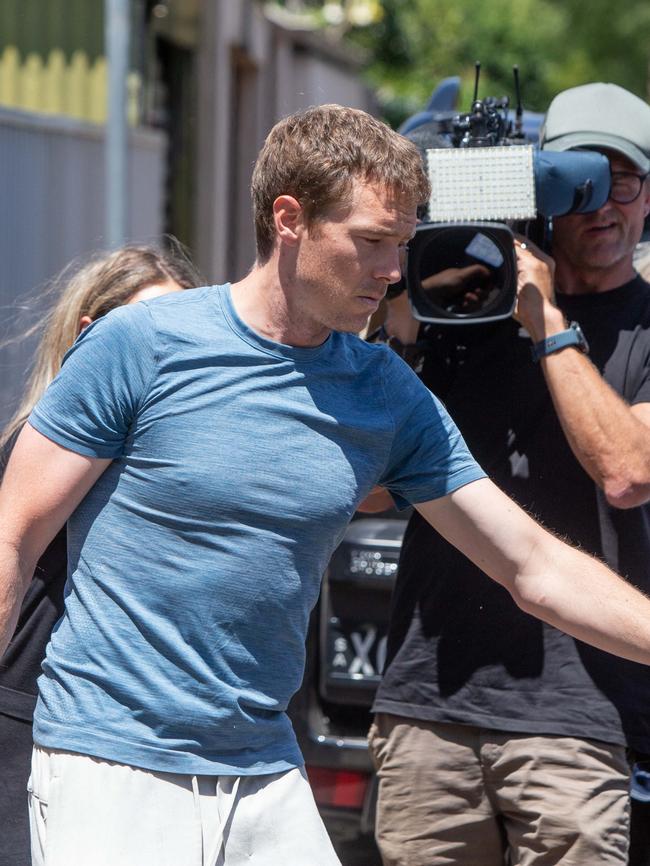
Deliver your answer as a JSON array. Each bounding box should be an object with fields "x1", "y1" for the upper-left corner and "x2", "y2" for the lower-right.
[{"x1": 29, "y1": 284, "x2": 484, "y2": 775}]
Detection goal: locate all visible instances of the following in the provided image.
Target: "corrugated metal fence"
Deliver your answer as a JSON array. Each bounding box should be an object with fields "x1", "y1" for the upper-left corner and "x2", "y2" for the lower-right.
[{"x1": 0, "y1": 107, "x2": 165, "y2": 428}]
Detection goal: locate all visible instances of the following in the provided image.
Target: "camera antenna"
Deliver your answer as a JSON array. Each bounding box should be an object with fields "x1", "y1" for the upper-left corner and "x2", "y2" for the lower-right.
[
  {"x1": 513, "y1": 65, "x2": 524, "y2": 138},
  {"x1": 472, "y1": 61, "x2": 481, "y2": 106}
]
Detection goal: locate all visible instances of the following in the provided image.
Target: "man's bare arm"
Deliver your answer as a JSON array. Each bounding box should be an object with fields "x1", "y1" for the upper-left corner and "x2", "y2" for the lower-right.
[
  {"x1": 0, "y1": 423, "x2": 111, "y2": 655},
  {"x1": 416, "y1": 478, "x2": 650, "y2": 665},
  {"x1": 515, "y1": 243, "x2": 650, "y2": 509}
]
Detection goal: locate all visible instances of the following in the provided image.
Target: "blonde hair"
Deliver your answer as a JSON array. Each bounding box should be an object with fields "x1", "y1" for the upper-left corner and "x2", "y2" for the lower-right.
[
  {"x1": 252, "y1": 104, "x2": 430, "y2": 262},
  {"x1": 1, "y1": 241, "x2": 202, "y2": 451}
]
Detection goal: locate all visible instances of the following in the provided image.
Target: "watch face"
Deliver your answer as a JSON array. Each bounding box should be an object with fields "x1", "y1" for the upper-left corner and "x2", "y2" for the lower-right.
[{"x1": 570, "y1": 322, "x2": 589, "y2": 353}]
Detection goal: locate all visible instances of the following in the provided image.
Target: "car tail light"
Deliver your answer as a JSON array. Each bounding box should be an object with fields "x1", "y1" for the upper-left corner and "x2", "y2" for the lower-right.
[{"x1": 306, "y1": 765, "x2": 370, "y2": 809}]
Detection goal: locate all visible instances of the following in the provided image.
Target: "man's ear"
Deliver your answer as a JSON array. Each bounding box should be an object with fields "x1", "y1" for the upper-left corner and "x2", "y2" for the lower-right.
[
  {"x1": 641, "y1": 176, "x2": 650, "y2": 218},
  {"x1": 644, "y1": 188, "x2": 650, "y2": 219},
  {"x1": 273, "y1": 195, "x2": 305, "y2": 246}
]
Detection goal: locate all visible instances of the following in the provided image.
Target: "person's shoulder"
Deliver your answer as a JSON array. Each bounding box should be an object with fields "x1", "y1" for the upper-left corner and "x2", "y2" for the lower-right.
[
  {"x1": 338, "y1": 333, "x2": 431, "y2": 401},
  {"x1": 140, "y1": 284, "x2": 220, "y2": 318},
  {"x1": 65, "y1": 302, "x2": 147, "y2": 351},
  {"x1": 78, "y1": 296, "x2": 158, "y2": 351},
  {"x1": 135, "y1": 284, "x2": 227, "y2": 340}
]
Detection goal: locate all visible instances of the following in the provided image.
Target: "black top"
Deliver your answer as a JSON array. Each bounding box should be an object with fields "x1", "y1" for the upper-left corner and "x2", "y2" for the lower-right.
[
  {"x1": 374, "y1": 275, "x2": 650, "y2": 752},
  {"x1": 0, "y1": 437, "x2": 67, "y2": 721}
]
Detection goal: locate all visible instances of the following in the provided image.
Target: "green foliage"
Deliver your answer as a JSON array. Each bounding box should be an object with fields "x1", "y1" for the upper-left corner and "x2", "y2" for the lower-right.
[{"x1": 345, "y1": 0, "x2": 650, "y2": 125}]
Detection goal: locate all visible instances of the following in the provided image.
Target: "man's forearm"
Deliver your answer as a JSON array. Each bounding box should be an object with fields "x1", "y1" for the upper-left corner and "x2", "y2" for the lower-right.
[
  {"x1": 515, "y1": 245, "x2": 650, "y2": 508},
  {"x1": 417, "y1": 479, "x2": 650, "y2": 667},
  {"x1": 516, "y1": 529, "x2": 650, "y2": 665},
  {"x1": 539, "y1": 346, "x2": 650, "y2": 507}
]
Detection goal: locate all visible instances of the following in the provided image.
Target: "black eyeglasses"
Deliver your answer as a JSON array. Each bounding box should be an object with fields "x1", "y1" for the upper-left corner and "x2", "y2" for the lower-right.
[{"x1": 609, "y1": 171, "x2": 649, "y2": 204}]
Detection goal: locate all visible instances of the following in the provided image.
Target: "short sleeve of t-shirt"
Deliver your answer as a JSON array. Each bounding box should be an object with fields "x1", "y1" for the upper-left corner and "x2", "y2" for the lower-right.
[
  {"x1": 28, "y1": 304, "x2": 156, "y2": 458},
  {"x1": 377, "y1": 350, "x2": 485, "y2": 509}
]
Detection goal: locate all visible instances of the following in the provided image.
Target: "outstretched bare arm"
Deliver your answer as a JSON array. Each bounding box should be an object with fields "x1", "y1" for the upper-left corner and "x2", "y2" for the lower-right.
[{"x1": 416, "y1": 477, "x2": 650, "y2": 665}]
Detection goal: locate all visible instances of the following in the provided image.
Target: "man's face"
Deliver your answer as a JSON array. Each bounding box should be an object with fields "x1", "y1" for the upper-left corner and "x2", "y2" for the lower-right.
[
  {"x1": 292, "y1": 179, "x2": 417, "y2": 337},
  {"x1": 552, "y1": 151, "x2": 650, "y2": 280}
]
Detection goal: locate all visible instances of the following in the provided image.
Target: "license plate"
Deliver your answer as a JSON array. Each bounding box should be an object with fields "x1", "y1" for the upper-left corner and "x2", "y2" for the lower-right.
[{"x1": 325, "y1": 617, "x2": 388, "y2": 684}]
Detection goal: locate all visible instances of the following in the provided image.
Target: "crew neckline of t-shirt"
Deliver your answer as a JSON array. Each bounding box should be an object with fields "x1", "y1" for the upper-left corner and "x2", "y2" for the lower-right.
[
  {"x1": 215, "y1": 283, "x2": 333, "y2": 362},
  {"x1": 557, "y1": 274, "x2": 648, "y2": 313}
]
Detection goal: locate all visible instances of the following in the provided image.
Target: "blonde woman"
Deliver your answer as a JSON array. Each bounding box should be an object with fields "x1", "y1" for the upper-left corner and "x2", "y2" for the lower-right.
[{"x1": 0, "y1": 242, "x2": 200, "y2": 866}]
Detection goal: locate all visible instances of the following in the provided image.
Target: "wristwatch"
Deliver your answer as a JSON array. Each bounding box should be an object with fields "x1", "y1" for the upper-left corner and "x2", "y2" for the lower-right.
[{"x1": 531, "y1": 321, "x2": 589, "y2": 362}]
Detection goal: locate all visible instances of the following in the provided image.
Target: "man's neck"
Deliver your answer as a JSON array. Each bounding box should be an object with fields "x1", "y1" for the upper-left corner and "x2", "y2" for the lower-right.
[
  {"x1": 553, "y1": 256, "x2": 636, "y2": 296},
  {"x1": 229, "y1": 263, "x2": 330, "y2": 348}
]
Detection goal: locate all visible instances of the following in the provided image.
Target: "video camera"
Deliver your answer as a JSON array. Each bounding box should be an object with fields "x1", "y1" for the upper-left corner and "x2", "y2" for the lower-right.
[{"x1": 402, "y1": 65, "x2": 611, "y2": 325}]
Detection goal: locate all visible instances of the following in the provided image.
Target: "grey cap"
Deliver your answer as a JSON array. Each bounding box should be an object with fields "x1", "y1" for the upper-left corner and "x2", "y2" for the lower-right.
[{"x1": 540, "y1": 82, "x2": 650, "y2": 172}]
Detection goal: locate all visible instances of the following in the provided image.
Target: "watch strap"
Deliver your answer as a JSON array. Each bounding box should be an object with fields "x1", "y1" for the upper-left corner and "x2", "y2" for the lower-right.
[{"x1": 531, "y1": 321, "x2": 589, "y2": 362}]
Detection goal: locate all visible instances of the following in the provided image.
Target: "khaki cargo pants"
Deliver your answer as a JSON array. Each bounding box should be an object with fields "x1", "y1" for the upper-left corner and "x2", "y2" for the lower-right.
[{"x1": 369, "y1": 713, "x2": 630, "y2": 866}]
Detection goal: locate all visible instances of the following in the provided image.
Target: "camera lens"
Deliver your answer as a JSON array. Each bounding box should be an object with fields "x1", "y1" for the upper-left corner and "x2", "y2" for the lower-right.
[{"x1": 407, "y1": 223, "x2": 517, "y2": 324}]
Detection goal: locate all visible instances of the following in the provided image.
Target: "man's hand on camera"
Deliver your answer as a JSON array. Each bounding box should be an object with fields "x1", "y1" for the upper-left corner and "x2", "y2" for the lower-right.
[{"x1": 513, "y1": 238, "x2": 565, "y2": 341}]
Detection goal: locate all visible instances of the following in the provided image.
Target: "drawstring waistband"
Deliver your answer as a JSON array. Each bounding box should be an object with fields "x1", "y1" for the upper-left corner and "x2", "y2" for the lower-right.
[{"x1": 191, "y1": 774, "x2": 241, "y2": 866}]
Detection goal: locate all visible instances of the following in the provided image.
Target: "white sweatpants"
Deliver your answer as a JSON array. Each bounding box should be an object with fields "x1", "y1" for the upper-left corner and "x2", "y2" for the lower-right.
[{"x1": 28, "y1": 746, "x2": 341, "y2": 866}]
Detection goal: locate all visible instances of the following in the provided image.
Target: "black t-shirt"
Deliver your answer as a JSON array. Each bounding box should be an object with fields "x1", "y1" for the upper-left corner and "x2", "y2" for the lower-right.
[
  {"x1": 374, "y1": 275, "x2": 650, "y2": 752},
  {"x1": 0, "y1": 437, "x2": 67, "y2": 722}
]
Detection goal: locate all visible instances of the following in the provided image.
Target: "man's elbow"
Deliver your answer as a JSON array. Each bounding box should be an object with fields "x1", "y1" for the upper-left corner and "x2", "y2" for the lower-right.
[
  {"x1": 603, "y1": 474, "x2": 650, "y2": 510},
  {"x1": 505, "y1": 556, "x2": 555, "y2": 618},
  {"x1": 509, "y1": 578, "x2": 552, "y2": 619}
]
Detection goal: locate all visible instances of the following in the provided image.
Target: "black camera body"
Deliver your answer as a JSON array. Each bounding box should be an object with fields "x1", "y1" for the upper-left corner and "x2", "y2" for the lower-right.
[{"x1": 403, "y1": 70, "x2": 611, "y2": 325}]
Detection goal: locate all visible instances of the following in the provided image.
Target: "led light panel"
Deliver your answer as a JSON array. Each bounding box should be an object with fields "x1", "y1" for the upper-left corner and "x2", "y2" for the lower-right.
[{"x1": 427, "y1": 145, "x2": 536, "y2": 222}]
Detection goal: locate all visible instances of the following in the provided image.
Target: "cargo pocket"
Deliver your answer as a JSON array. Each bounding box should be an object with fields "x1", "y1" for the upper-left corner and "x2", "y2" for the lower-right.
[{"x1": 367, "y1": 719, "x2": 385, "y2": 771}]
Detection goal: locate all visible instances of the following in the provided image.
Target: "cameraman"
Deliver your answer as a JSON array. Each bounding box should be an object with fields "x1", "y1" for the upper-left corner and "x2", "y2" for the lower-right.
[{"x1": 369, "y1": 82, "x2": 650, "y2": 866}]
